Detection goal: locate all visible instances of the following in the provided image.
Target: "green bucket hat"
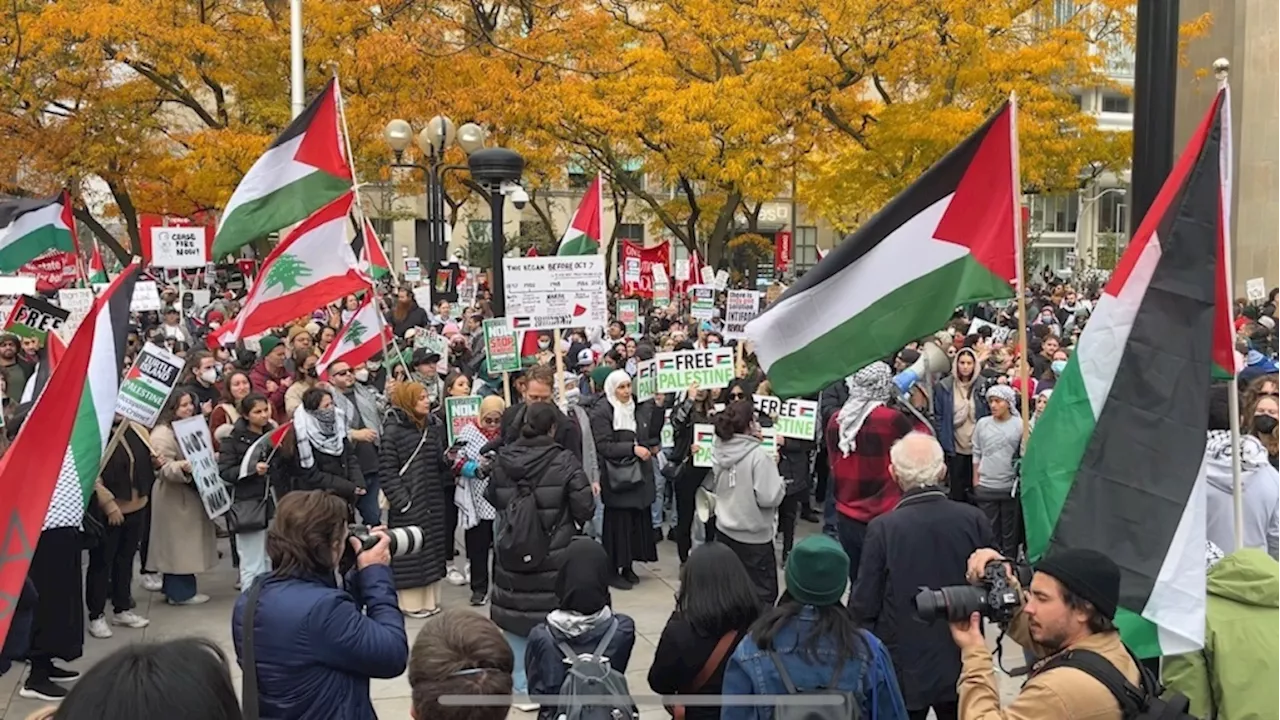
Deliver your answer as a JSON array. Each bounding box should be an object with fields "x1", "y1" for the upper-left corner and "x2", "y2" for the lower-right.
[{"x1": 784, "y1": 535, "x2": 849, "y2": 607}]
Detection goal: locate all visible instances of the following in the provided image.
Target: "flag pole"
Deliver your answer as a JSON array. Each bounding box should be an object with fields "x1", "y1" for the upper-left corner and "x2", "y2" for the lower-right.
[
  {"x1": 1214, "y1": 61, "x2": 1244, "y2": 549},
  {"x1": 1009, "y1": 93, "x2": 1031, "y2": 445}
]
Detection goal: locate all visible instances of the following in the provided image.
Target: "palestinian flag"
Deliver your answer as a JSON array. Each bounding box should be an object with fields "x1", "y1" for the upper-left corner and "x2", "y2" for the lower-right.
[
  {"x1": 0, "y1": 263, "x2": 138, "y2": 642},
  {"x1": 88, "y1": 242, "x2": 108, "y2": 283},
  {"x1": 317, "y1": 294, "x2": 392, "y2": 379},
  {"x1": 1020, "y1": 88, "x2": 1230, "y2": 659},
  {"x1": 208, "y1": 192, "x2": 371, "y2": 348},
  {"x1": 352, "y1": 217, "x2": 391, "y2": 280},
  {"x1": 1210, "y1": 87, "x2": 1240, "y2": 381},
  {"x1": 213, "y1": 79, "x2": 352, "y2": 258},
  {"x1": 0, "y1": 191, "x2": 77, "y2": 272},
  {"x1": 745, "y1": 102, "x2": 1019, "y2": 398},
  {"x1": 237, "y1": 421, "x2": 293, "y2": 479},
  {"x1": 557, "y1": 174, "x2": 602, "y2": 255}
]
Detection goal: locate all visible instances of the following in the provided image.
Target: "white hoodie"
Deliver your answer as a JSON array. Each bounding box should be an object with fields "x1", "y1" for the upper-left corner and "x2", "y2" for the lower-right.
[{"x1": 1203, "y1": 431, "x2": 1280, "y2": 559}]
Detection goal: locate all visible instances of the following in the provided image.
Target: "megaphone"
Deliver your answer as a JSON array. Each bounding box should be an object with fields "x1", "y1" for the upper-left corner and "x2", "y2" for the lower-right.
[{"x1": 893, "y1": 341, "x2": 950, "y2": 394}]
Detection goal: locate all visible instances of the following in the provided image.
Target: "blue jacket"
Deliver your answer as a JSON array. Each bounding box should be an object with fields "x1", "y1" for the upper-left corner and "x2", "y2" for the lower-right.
[
  {"x1": 231, "y1": 566, "x2": 409, "y2": 720},
  {"x1": 721, "y1": 607, "x2": 908, "y2": 720},
  {"x1": 525, "y1": 614, "x2": 637, "y2": 720},
  {"x1": 931, "y1": 375, "x2": 989, "y2": 455}
]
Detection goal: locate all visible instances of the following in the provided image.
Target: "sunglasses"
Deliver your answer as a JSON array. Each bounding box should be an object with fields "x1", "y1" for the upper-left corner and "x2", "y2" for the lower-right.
[
  {"x1": 331, "y1": 369, "x2": 352, "y2": 377},
  {"x1": 1261, "y1": 391, "x2": 1279, "y2": 398},
  {"x1": 729, "y1": 392, "x2": 745, "y2": 400}
]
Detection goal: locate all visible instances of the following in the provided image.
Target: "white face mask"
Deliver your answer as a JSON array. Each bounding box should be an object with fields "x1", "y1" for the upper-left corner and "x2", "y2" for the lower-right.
[
  {"x1": 706, "y1": 342, "x2": 721, "y2": 349},
  {"x1": 354, "y1": 368, "x2": 370, "y2": 383},
  {"x1": 209, "y1": 321, "x2": 220, "y2": 330},
  {"x1": 366, "y1": 361, "x2": 381, "y2": 370},
  {"x1": 200, "y1": 368, "x2": 218, "y2": 384}
]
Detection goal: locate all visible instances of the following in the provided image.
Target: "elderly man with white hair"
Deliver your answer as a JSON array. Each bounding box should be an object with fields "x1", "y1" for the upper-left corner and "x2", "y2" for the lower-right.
[{"x1": 851, "y1": 432, "x2": 996, "y2": 720}]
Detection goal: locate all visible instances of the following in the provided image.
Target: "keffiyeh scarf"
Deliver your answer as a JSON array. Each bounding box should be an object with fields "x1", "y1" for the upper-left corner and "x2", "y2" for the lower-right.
[
  {"x1": 292, "y1": 403, "x2": 348, "y2": 469},
  {"x1": 836, "y1": 362, "x2": 894, "y2": 456}
]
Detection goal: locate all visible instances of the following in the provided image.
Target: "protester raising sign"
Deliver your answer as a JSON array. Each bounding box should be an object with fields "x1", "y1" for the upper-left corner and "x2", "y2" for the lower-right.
[
  {"x1": 172, "y1": 415, "x2": 232, "y2": 520},
  {"x1": 4, "y1": 294, "x2": 69, "y2": 341},
  {"x1": 689, "y1": 285, "x2": 716, "y2": 320},
  {"x1": 115, "y1": 343, "x2": 186, "y2": 427},
  {"x1": 483, "y1": 318, "x2": 520, "y2": 374},
  {"x1": 617, "y1": 299, "x2": 640, "y2": 335},
  {"x1": 752, "y1": 395, "x2": 820, "y2": 440},
  {"x1": 655, "y1": 347, "x2": 734, "y2": 393},
  {"x1": 723, "y1": 290, "x2": 761, "y2": 339},
  {"x1": 445, "y1": 396, "x2": 481, "y2": 446}
]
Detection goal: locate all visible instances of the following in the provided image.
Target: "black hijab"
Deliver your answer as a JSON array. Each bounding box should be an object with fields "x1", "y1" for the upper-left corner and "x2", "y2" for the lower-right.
[{"x1": 555, "y1": 538, "x2": 612, "y2": 615}]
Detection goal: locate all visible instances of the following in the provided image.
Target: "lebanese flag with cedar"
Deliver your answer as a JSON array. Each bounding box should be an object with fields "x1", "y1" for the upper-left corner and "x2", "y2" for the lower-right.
[{"x1": 316, "y1": 294, "x2": 392, "y2": 379}]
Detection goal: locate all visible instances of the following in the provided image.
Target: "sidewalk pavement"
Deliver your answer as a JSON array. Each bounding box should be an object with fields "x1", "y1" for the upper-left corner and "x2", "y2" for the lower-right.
[{"x1": 0, "y1": 521, "x2": 1020, "y2": 719}]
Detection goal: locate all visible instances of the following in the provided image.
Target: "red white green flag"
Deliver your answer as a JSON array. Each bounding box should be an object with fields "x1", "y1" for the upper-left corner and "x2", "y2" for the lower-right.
[
  {"x1": 0, "y1": 191, "x2": 77, "y2": 273},
  {"x1": 88, "y1": 242, "x2": 107, "y2": 283},
  {"x1": 353, "y1": 217, "x2": 391, "y2": 280},
  {"x1": 317, "y1": 294, "x2": 392, "y2": 379},
  {"x1": 557, "y1": 174, "x2": 603, "y2": 255}
]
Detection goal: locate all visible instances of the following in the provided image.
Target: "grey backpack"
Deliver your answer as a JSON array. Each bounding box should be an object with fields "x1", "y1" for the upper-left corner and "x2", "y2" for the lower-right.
[
  {"x1": 554, "y1": 619, "x2": 637, "y2": 720},
  {"x1": 768, "y1": 650, "x2": 862, "y2": 720}
]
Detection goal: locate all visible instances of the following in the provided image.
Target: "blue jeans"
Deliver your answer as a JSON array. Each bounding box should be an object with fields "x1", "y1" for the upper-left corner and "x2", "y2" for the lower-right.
[
  {"x1": 162, "y1": 573, "x2": 198, "y2": 603},
  {"x1": 504, "y1": 630, "x2": 529, "y2": 694},
  {"x1": 236, "y1": 530, "x2": 270, "y2": 592},
  {"x1": 589, "y1": 491, "x2": 604, "y2": 540},
  {"x1": 357, "y1": 472, "x2": 382, "y2": 526},
  {"x1": 650, "y1": 465, "x2": 666, "y2": 529}
]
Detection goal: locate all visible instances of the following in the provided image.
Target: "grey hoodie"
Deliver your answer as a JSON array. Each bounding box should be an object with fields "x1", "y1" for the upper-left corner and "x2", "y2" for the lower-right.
[
  {"x1": 1204, "y1": 434, "x2": 1280, "y2": 559},
  {"x1": 710, "y1": 434, "x2": 785, "y2": 544}
]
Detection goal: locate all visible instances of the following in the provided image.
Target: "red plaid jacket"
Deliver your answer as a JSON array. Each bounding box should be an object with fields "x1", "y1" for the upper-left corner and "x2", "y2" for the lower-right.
[{"x1": 826, "y1": 406, "x2": 926, "y2": 523}]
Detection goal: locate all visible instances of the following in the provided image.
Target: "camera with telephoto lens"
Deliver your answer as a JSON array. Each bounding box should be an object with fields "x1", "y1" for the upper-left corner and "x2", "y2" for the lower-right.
[
  {"x1": 348, "y1": 523, "x2": 426, "y2": 558},
  {"x1": 913, "y1": 560, "x2": 1020, "y2": 624}
]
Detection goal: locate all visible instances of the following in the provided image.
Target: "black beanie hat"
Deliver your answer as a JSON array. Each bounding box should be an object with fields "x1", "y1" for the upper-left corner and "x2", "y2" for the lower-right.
[{"x1": 1036, "y1": 548, "x2": 1121, "y2": 621}]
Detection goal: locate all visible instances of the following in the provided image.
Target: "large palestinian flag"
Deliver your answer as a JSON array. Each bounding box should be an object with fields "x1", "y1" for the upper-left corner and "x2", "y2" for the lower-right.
[
  {"x1": 317, "y1": 294, "x2": 392, "y2": 379},
  {"x1": 557, "y1": 174, "x2": 602, "y2": 255},
  {"x1": 0, "y1": 263, "x2": 138, "y2": 642},
  {"x1": 213, "y1": 79, "x2": 352, "y2": 258},
  {"x1": 745, "y1": 102, "x2": 1018, "y2": 398},
  {"x1": 0, "y1": 191, "x2": 78, "y2": 272},
  {"x1": 208, "y1": 192, "x2": 371, "y2": 348},
  {"x1": 1020, "y1": 89, "x2": 1230, "y2": 659}
]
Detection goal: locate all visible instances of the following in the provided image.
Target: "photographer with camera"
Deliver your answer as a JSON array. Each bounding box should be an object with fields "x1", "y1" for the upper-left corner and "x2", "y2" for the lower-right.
[
  {"x1": 232, "y1": 490, "x2": 408, "y2": 720},
  {"x1": 947, "y1": 547, "x2": 1146, "y2": 719}
]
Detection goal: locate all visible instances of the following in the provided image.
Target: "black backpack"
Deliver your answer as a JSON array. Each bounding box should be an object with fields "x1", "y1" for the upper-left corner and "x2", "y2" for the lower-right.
[
  {"x1": 497, "y1": 478, "x2": 551, "y2": 572},
  {"x1": 1036, "y1": 649, "x2": 1195, "y2": 720}
]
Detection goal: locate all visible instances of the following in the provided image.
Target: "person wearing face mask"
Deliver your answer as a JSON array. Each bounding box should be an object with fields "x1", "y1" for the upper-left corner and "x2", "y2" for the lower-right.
[
  {"x1": 185, "y1": 351, "x2": 221, "y2": 414},
  {"x1": 361, "y1": 355, "x2": 387, "y2": 392},
  {"x1": 1244, "y1": 378, "x2": 1279, "y2": 468},
  {"x1": 1202, "y1": 384, "x2": 1279, "y2": 559},
  {"x1": 284, "y1": 351, "x2": 320, "y2": 416}
]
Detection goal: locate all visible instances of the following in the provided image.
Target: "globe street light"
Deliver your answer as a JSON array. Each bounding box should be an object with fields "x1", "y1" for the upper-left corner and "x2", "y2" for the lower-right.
[{"x1": 467, "y1": 148, "x2": 525, "y2": 317}]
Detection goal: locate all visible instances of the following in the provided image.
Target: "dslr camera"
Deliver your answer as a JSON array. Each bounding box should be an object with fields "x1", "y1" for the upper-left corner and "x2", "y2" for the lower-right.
[
  {"x1": 348, "y1": 523, "x2": 427, "y2": 558},
  {"x1": 913, "y1": 560, "x2": 1021, "y2": 624}
]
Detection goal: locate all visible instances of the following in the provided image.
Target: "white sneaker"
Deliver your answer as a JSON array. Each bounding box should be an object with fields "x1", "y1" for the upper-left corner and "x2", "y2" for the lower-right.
[
  {"x1": 112, "y1": 610, "x2": 150, "y2": 629},
  {"x1": 513, "y1": 702, "x2": 540, "y2": 712},
  {"x1": 445, "y1": 565, "x2": 467, "y2": 586},
  {"x1": 87, "y1": 617, "x2": 113, "y2": 639},
  {"x1": 463, "y1": 561, "x2": 472, "y2": 583},
  {"x1": 168, "y1": 593, "x2": 210, "y2": 606},
  {"x1": 140, "y1": 574, "x2": 162, "y2": 592}
]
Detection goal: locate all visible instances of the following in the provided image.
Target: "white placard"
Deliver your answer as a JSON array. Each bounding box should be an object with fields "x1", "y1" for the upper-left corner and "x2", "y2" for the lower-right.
[
  {"x1": 56, "y1": 288, "x2": 95, "y2": 342},
  {"x1": 0, "y1": 276, "x2": 38, "y2": 296},
  {"x1": 723, "y1": 290, "x2": 761, "y2": 339},
  {"x1": 503, "y1": 255, "x2": 608, "y2": 330},
  {"x1": 172, "y1": 416, "x2": 232, "y2": 520},
  {"x1": 1245, "y1": 277, "x2": 1267, "y2": 303},
  {"x1": 129, "y1": 280, "x2": 163, "y2": 312},
  {"x1": 701, "y1": 265, "x2": 715, "y2": 287},
  {"x1": 150, "y1": 227, "x2": 207, "y2": 268},
  {"x1": 412, "y1": 286, "x2": 433, "y2": 315},
  {"x1": 675, "y1": 259, "x2": 690, "y2": 282},
  {"x1": 404, "y1": 257, "x2": 422, "y2": 282},
  {"x1": 713, "y1": 269, "x2": 730, "y2": 292},
  {"x1": 189, "y1": 289, "x2": 211, "y2": 310}
]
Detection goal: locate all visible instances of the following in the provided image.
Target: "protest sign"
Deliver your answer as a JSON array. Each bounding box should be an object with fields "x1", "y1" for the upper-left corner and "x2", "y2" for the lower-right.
[
  {"x1": 150, "y1": 227, "x2": 208, "y2": 268},
  {"x1": 404, "y1": 257, "x2": 422, "y2": 282},
  {"x1": 504, "y1": 255, "x2": 608, "y2": 330},
  {"x1": 967, "y1": 317, "x2": 1012, "y2": 345},
  {"x1": 713, "y1": 269, "x2": 730, "y2": 292},
  {"x1": 765, "y1": 282, "x2": 786, "y2": 304},
  {"x1": 660, "y1": 409, "x2": 674, "y2": 449},
  {"x1": 653, "y1": 271, "x2": 670, "y2": 308},
  {"x1": 445, "y1": 396, "x2": 481, "y2": 446},
  {"x1": 692, "y1": 424, "x2": 717, "y2": 467},
  {"x1": 675, "y1": 259, "x2": 690, "y2": 282},
  {"x1": 1246, "y1": 277, "x2": 1266, "y2": 303},
  {"x1": 172, "y1": 416, "x2": 232, "y2": 519},
  {"x1": 723, "y1": 290, "x2": 761, "y2": 339},
  {"x1": 634, "y1": 359, "x2": 657, "y2": 403},
  {"x1": 689, "y1": 285, "x2": 716, "y2": 320},
  {"x1": 483, "y1": 318, "x2": 521, "y2": 374},
  {"x1": 753, "y1": 395, "x2": 819, "y2": 440},
  {"x1": 55, "y1": 288, "x2": 95, "y2": 342},
  {"x1": 115, "y1": 342, "x2": 185, "y2": 427},
  {"x1": 129, "y1": 280, "x2": 163, "y2": 312},
  {"x1": 655, "y1": 347, "x2": 734, "y2": 393},
  {"x1": 617, "y1": 299, "x2": 640, "y2": 335},
  {"x1": 4, "y1": 294, "x2": 69, "y2": 341}
]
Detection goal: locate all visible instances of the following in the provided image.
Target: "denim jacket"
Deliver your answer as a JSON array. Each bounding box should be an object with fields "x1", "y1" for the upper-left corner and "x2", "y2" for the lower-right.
[{"x1": 721, "y1": 606, "x2": 908, "y2": 720}]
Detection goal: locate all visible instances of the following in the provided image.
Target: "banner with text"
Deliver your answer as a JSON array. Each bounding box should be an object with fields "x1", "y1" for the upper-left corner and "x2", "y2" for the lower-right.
[
  {"x1": 724, "y1": 290, "x2": 761, "y2": 339},
  {"x1": 655, "y1": 347, "x2": 734, "y2": 393},
  {"x1": 620, "y1": 240, "x2": 670, "y2": 299},
  {"x1": 504, "y1": 255, "x2": 608, "y2": 330},
  {"x1": 483, "y1": 318, "x2": 521, "y2": 374},
  {"x1": 173, "y1": 415, "x2": 232, "y2": 519},
  {"x1": 635, "y1": 359, "x2": 657, "y2": 403},
  {"x1": 690, "y1": 285, "x2": 716, "y2": 320},
  {"x1": 445, "y1": 396, "x2": 481, "y2": 446},
  {"x1": 115, "y1": 342, "x2": 185, "y2": 427},
  {"x1": 617, "y1": 299, "x2": 640, "y2": 335},
  {"x1": 752, "y1": 395, "x2": 819, "y2": 440}
]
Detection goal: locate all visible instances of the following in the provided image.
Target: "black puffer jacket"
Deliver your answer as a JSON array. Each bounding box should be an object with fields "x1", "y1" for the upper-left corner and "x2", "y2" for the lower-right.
[
  {"x1": 273, "y1": 430, "x2": 366, "y2": 503},
  {"x1": 486, "y1": 435, "x2": 594, "y2": 636},
  {"x1": 589, "y1": 398, "x2": 656, "y2": 510},
  {"x1": 378, "y1": 408, "x2": 451, "y2": 590},
  {"x1": 218, "y1": 418, "x2": 273, "y2": 503}
]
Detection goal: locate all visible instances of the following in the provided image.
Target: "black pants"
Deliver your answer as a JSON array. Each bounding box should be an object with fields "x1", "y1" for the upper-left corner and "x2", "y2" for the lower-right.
[
  {"x1": 908, "y1": 702, "x2": 958, "y2": 720},
  {"x1": 138, "y1": 502, "x2": 153, "y2": 573},
  {"x1": 673, "y1": 469, "x2": 701, "y2": 563},
  {"x1": 814, "y1": 446, "x2": 830, "y2": 502},
  {"x1": 946, "y1": 453, "x2": 974, "y2": 504},
  {"x1": 835, "y1": 514, "x2": 869, "y2": 585},
  {"x1": 465, "y1": 519, "x2": 493, "y2": 596},
  {"x1": 779, "y1": 493, "x2": 801, "y2": 560},
  {"x1": 717, "y1": 535, "x2": 777, "y2": 608},
  {"x1": 85, "y1": 510, "x2": 144, "y2": 619},
  {"x1": 976, "y1": 493, "x2": 1022, "y2": 559},
  {"x1": 446, "y1": 501, "x2": 459, "y2": 559}
]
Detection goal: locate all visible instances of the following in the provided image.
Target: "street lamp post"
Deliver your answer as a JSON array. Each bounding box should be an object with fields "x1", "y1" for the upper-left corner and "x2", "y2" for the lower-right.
[{"x1": 467, "y1": 148, "x2": 525, "y2": 317}]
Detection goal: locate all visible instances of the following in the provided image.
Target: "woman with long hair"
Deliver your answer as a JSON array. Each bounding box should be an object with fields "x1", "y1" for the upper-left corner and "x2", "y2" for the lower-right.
[
  {"x1": 284, "y1": 351, "x2": 319, "y2": 416},
  {"x1": 451, "y1": 395, "x2": 505, "y2": 605},
  {"x1": 648, "y1": 543, "x2": 761, "y2": 720},
  {"x1": 722, "y1": 535, "x2": 907, "y2": 720},
  {"x1": 1244, "y1": 374, "x2": 1279, "y2": 468},
  {"x1": 210, "y1": 369, "x2": 253, "y2": 450},
  {"x1": 590, "y1": 369, "x2": 658, "y2": 589},
  {"x1": 217, "y1": 393, "x2": 278, "y2": 591},
  {"x1": 932, "y1": 347, "x2": 987, "y2": 503},
  {"x1": 148, "y1": 389, "x2": 219, "y2": 606},
  {"x1": 379, "y1": 381, "x2": 451, "y2": 617}
]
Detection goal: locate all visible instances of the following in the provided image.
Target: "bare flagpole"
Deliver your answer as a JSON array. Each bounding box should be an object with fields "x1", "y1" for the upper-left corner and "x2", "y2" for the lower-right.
[{"x1": 1009, "y1": 93, "x2": 1032, "y2": 447}]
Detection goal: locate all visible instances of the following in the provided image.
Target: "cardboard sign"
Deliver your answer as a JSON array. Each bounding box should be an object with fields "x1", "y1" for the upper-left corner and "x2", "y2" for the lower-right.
[
  {"x1": 483, "y1": 318, "x2": 521, "y2": 374},
  {"x1": 4, "y1": 294, "x2": 69, "y2": 340},
  {"x1": 445, "y1": 395, "x2": 480, "y2": 446},
  {"x1": 150, "y1": 227, "x2": 208, "y2": 268},
  {"x1": 634, "y1": 358, "x2": 657, "y2": 403},
  {"x1": 1246, "y1": 277, "x2": 1267, "y2": 303},
  {"x1": 617, "y1": 299, "x2": 640, "y2": 335},
  {"x1": 503, "y1": 255, "x2": 608, "y2": 330},
  {"x1": 675, "y1": 259, "x2": 690, "y2": 282},
  {"x1": 55, "y1": 288, "x2": 95, "y2": 343},
  {"x1": 690, "y1": 285, "x2": 716, "y2": 320},
  {"x1": 752, "y1": 395, "x2": 819, "y2": 440},
  {"x1": 172, "y1": 416, "x2": 232, "y2": 520},
  {"x1": 404, "y1": 257, "x2": 422, "y2": 282},
  {"x1": 655, "y1": 347, "x2": 734, "y2": 393},
  {"x1": 129, "y1": 280, "x2": 163, "y2": 312},
  {"x1": 724, "y1": 290, "x2": 761, "y2": 339},
  {"x1": 115, "y1": 342, "x2": 185, "y2": 427}
]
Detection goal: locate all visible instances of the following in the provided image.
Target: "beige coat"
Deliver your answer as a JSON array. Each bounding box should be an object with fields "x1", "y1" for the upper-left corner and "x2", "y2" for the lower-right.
[
  {"x1": 147, "y1": 424, "x2": 218, "y2": 575},
  {"x1": 284, "y1": 378, "x2": 316, "y2": 416}
]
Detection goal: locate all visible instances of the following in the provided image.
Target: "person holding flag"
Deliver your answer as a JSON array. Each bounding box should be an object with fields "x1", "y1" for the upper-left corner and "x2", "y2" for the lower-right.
[{"x1": 218, "y1": 393, "x2": 280, "y2": 592}]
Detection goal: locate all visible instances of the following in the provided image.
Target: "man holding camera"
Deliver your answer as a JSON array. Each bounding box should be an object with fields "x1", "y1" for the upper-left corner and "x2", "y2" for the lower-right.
[{"x1": 950, "y1": 547, "x2": 1142, "y2": 719}]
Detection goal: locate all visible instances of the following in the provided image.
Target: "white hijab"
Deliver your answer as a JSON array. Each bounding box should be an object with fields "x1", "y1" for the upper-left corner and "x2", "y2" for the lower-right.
[{"x1": 604, "y1": 369, "x2": 637, "y2": 433}]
